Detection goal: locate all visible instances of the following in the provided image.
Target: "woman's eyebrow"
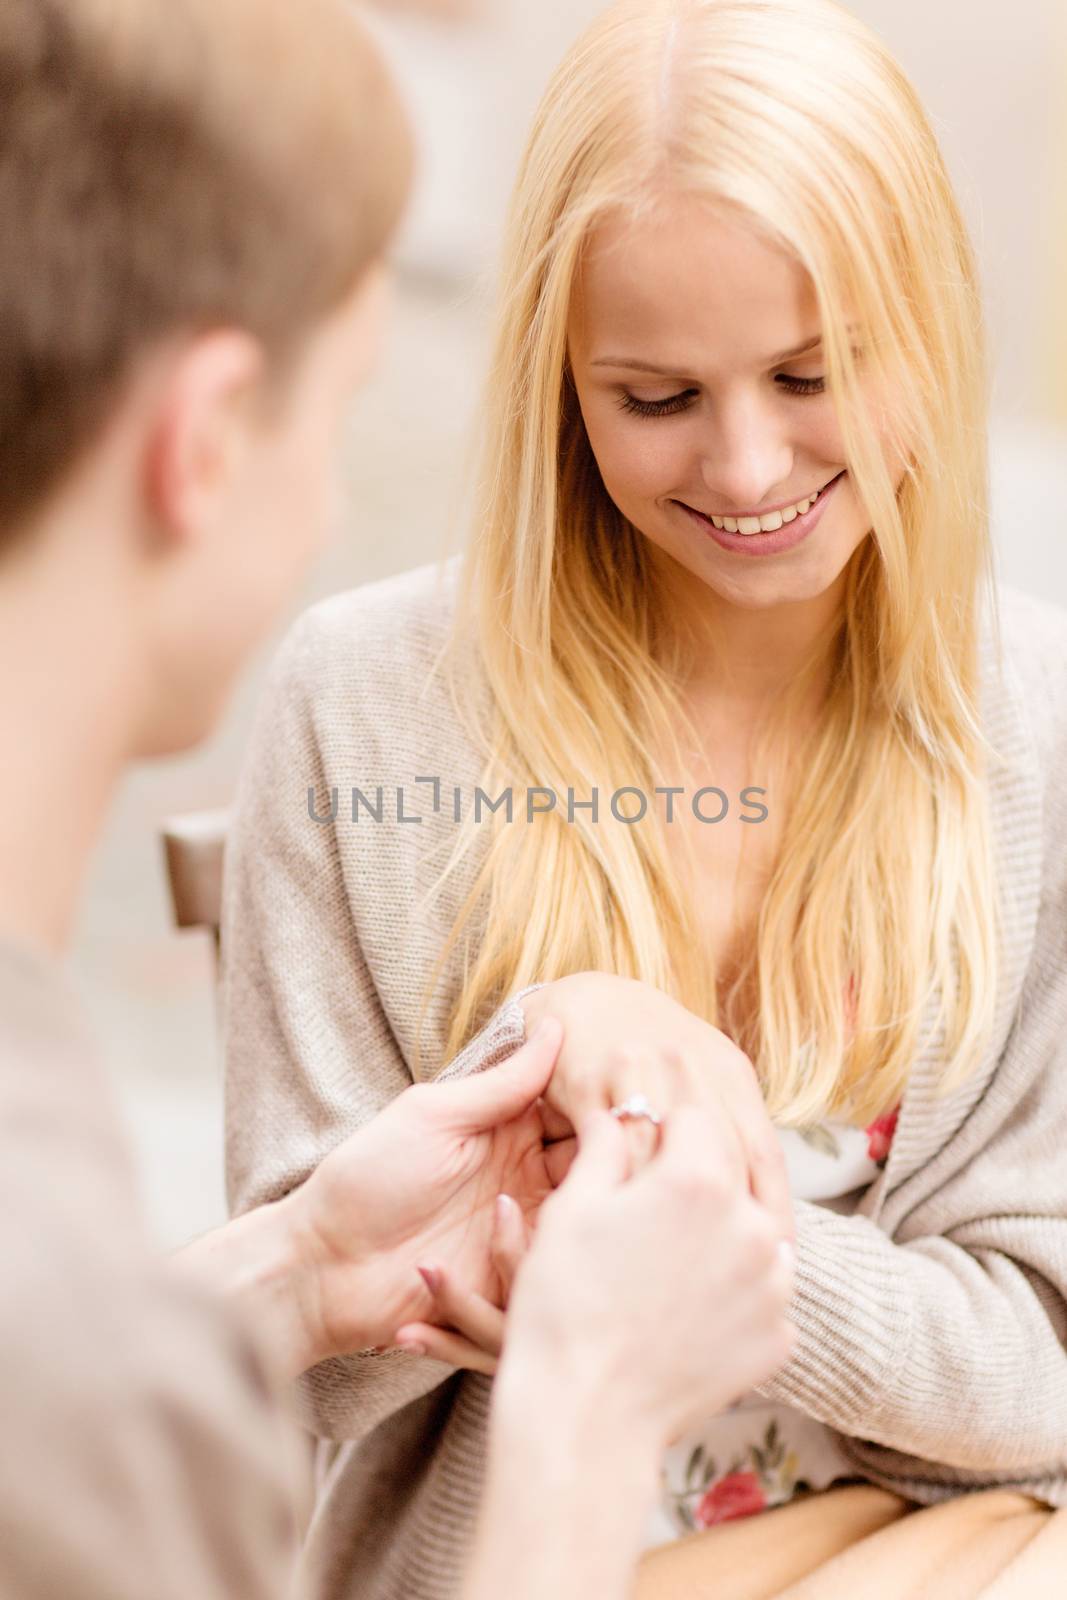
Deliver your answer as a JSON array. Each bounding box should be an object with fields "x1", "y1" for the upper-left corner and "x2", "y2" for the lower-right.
[
  {"x1": 769, "y1": 334, "x2": 824, "y2": 363},
  {"x1": 590, "y1": 335, "x2": 825, "y2": 375},
  {"x1": 589, "y1": 356, "x2": 691, "y2": 374}
]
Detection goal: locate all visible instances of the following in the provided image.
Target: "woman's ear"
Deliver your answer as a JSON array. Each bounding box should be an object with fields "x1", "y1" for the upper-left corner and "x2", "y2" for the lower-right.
[{"x1": 142, "y1": 328, "x2": 268, "y2": 551}]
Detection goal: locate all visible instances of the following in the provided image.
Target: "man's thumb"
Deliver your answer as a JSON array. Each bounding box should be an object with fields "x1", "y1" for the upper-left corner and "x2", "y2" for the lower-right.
[
  {"x1": 557, "y1": 1110, "x2": 630, "y2": 1198},
  {"x1": 435, "y1": 1018, "x2": 563, "y2": 1129}
]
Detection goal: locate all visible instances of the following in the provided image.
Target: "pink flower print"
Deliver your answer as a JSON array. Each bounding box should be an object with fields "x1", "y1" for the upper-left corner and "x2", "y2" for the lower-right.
[
  {"x1": 694, "y1": 1470, "x2": 767, "y2": 1528},
  {"x1": 865, "y1": 1105, "x2": 900, "y2": 1164}
]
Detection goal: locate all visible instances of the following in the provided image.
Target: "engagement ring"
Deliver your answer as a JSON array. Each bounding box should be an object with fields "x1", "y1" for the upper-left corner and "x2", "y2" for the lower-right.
[{"x1": 609, "y1": 1093, "x2": 664, "y2": 1127}]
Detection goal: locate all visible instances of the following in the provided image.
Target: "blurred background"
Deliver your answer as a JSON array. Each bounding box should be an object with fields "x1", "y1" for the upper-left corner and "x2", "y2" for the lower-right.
[{"x1": 73, "y1": 0, "x2": 1067, "y2": 1249}]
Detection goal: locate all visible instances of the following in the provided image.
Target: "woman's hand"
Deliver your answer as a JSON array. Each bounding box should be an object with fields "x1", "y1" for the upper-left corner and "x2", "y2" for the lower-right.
[
  {"x1": 392, "y1": 1192, "x2": 529, "y2": 1375},
  {"x1": 288, "y1": 1020, "x2": 573, "y2": 1366},
  {"x1": 406, "y1": 1106, "x2": 796, "y2": 1435},
  {"x1": 523, "y1": 972, "x2": 793, "y2": 1242}
]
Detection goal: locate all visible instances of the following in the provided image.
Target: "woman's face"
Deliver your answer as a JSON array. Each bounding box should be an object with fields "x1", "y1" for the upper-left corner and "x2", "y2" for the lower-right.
[{"x1": 568, "y1": 193, "x2": 889, "y2": 615}]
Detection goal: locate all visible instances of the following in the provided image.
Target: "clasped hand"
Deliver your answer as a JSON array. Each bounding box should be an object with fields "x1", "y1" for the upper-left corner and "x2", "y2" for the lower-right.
[
  {"x1": 292, "y1": 1017, "x2": 574, "y2": 1363},
  {"x1": 371, "y1": 972, "x2": 793, "y2": 1377}
]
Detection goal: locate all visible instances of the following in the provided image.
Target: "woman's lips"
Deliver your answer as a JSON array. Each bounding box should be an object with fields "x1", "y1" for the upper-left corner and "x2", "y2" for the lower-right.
[
  {"x1": 678, "y1": 471, "x2": 847, "y2": 532},
  {"x1": 676, "y1": 470, "x2": 847, "y2": 558}
]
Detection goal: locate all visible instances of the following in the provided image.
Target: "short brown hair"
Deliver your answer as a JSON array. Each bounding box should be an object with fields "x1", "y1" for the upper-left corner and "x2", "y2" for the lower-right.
[{"x1": 0, "y1": 0, "x2": 413, "y2": 532}]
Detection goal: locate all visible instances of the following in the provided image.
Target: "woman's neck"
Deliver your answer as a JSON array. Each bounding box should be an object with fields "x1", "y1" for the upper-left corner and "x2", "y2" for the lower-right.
[{"x1": 654, "y1": 551, "x2": 846, "y2": 711}]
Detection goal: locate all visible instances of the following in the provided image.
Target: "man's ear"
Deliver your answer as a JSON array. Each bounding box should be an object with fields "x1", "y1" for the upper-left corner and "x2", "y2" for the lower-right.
[{"x1": 143, "y1": 329, "x2": 268, "y2": 546}]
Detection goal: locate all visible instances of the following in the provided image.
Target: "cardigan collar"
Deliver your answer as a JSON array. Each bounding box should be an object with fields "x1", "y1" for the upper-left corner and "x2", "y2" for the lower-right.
[{"x1": 863, "y1": 614, "x2": 1045, "y2": 1216}]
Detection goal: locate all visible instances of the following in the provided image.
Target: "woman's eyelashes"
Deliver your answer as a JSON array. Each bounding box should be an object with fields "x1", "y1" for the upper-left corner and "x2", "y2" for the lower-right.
[
  {"x1": 617, "y1": 372, "x2": 827, "y2": 418},
  {"x1": 776, "y1": 373, "x2": 827, "y2": 396},
  {"x1": 618, "y1": 389, "x2": 699, "y2": 417}
]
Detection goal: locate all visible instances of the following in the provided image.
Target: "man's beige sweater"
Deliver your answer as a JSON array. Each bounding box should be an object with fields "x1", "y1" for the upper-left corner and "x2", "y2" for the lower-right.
[
  {"x1": 222, "y1": 558, "x2": 1067, "y2": 1600},
  {"x1": 0, "y1": 940, "x2": 304, "y2": 1598}
]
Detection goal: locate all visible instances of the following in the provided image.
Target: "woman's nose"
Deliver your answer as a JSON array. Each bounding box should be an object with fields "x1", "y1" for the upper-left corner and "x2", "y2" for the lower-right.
[{"x1": 698, "y1": 395, "x2": 795, "y2": 515}]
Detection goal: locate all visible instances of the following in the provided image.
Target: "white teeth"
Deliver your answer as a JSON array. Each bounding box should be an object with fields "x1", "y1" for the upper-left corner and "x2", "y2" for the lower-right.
[{"x1": 698, "y1": 480, "x2": 833, "y2": 535}]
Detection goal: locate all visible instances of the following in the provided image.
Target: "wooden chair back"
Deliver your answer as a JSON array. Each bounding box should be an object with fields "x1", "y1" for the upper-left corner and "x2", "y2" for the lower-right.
[{"x1": 160, "y1": 808, "x2": 230, "y2": 953}]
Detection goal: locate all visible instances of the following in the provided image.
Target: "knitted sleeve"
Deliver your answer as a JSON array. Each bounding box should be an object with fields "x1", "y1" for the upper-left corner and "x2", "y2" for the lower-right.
[
  {"x1": 220, "y1": 596, "x2": 530, "y2": 1445},
  {"x1": 755, "y1": 600, "x2": 1067, "y2": 1501}
]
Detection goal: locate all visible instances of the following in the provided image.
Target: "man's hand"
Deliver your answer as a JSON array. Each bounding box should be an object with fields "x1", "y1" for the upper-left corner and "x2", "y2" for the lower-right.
[
  {"x1": 289, "y1": 1018, "x2": 570, "y2": 1366},
  {"x1": 461, "y1": 1107, "x2": 796, "y2": 1600},
  {"x1": 521, "y1": 973, "x2": 793, "y2": 1240}
]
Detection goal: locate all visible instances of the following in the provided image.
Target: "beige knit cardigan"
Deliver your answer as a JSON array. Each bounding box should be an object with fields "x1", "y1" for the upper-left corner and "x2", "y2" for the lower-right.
[{"x1": 222, "y1": 559, "x2": 1067, "y2": 1600}]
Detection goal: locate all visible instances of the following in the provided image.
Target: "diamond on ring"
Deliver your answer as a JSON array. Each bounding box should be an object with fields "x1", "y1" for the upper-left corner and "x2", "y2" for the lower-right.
[{"x1": 609, "y1": 1093, "x2": 663, "y2": 1127}]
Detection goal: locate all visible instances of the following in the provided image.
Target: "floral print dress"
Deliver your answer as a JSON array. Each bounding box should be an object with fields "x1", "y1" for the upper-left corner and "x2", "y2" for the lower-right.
[{"x1": 645, "y1": 1104, "x2": 900, "y2": 1546}]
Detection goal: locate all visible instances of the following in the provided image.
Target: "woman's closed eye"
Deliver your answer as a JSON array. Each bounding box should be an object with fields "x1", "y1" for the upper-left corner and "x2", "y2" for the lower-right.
[
  {"x1": 618, "y1": 389, "x2": 699, "y2": 418},
  {"x1": 618, "y1": 371, "x2": 827, "y2": 418},
  {"x1": 775, "y1": 372, "x2": 827, "y2": 396}
]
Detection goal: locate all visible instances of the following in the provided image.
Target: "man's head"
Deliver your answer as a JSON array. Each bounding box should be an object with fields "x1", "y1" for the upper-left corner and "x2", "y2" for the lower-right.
[{"x1": 0, "y1": 0, "x2": 412, "y2": 750}]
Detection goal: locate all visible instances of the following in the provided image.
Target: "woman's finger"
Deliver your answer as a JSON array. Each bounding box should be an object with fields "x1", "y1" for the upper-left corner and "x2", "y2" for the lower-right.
[
  {"x1": 652, "y1": 1101, "x2": 740, "y2": 1180},
  {"x1": 609, "y1": 1055, "x2": 668, "y2": 1172},
  {"x1": 551, "y1": 1076, "x2": 610, "y2": 1130},
  {"x1": 618, "y1": 1113, "x2": 660, "y2": 1173},
  {"x1": 722, "y1": 1060, "x2": 794, "y2": 1241},
  {"x1": 417, "y1": 1264, "x2": 506, "y2": 1353},
  {"x1": 393, "y1": 1324, "x2": 500, "y2": 1377},
  {"x1": 544, "y1": 1134, "x2": 578, "y2": 1187},
  {"x1": 492, "y1": 1194, "x2": 530, "y2": 1299},
  {"x1": 744, "y1": 1125, "x2": 794, "y2": 1242},
  {"x1": 540, "y1": 1099, "x2": 575, "y2": 1143}
]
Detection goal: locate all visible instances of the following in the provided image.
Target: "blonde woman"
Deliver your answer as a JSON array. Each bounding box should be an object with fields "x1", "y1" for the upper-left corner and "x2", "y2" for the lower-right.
[{"x1": 223, "y1": 0, "x2": 1067, "y2": 1595}]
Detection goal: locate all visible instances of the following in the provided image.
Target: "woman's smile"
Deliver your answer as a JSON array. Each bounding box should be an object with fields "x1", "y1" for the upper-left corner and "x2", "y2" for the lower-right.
[
  {"x1": 672, "y1": 470, "x2": 849, "y2": 558},
  {"x1": 674, "y1": 470, "x2": 848, "y2": 535}
]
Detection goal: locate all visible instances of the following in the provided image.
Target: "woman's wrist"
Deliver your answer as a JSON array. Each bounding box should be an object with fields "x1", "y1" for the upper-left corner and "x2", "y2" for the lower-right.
[
  {"x1": 516, "y1": 981, "x2": 552, "y2": 1032},
  {"x1": 517, "y1": 971, "x2": 599, "y2": 1030}
]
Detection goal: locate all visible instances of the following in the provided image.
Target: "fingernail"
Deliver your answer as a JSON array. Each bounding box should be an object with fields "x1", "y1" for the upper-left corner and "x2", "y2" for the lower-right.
[
  {"x1": 417, "y1": 1265, "x2": 441, "y2": 1294},
  {"x1": 777, "y1": 1240, "x2": 795, "y2": 1274},
  {"x1": 495, "y1": 1194, "x2": 515, "y2": 1222},
  {"x1": 396, "y1": 1339, "x2": 427, "y2": 1357}
]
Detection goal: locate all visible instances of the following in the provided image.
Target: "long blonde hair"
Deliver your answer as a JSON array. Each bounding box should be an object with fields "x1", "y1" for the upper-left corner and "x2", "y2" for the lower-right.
[{"x1": 427, "y1": 0, "x2": 1001, "y2": 1127}]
